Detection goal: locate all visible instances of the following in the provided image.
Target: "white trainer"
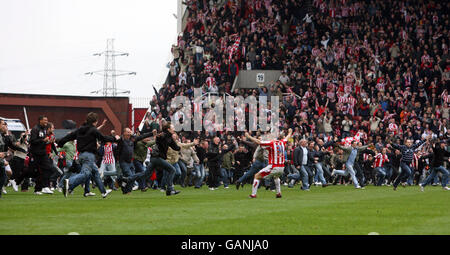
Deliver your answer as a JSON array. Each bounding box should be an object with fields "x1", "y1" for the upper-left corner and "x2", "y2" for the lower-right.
[
  {"x1": 84, "y1": 192, "x2": 96, "y2": 197},
  {"x1": 63, "y1": 179, "x2": 69, "y2": 198},
  {"x1": 10, "y1": 180, "x2": 18, "y2": 192},
  {"x1": 102, "y1": 189, "x2": 112, "y2": 198},
  {"x1": 419, "y1": 183, "x2": 424, "y2": 192},
  {"x1": 443, "y1": 186, "x2": 450, "y2": 191},
  {"x1": 41, "y1": 187, "x2": 54, "y2": 194}
]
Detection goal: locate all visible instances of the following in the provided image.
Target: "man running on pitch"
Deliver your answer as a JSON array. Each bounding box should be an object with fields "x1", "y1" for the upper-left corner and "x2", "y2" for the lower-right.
[
  {"x1": 58, "y1": 112, "x2": 117, "y2": 198},
  {"x1": 419, "y1": 139, "x2": 450, "y2": 191},
  {"x1": 244, "y1": 128, "x2": 292, "y2": 198},
  {"x1": 388, "y1": 138, "x2": 427, "y2": 190}
]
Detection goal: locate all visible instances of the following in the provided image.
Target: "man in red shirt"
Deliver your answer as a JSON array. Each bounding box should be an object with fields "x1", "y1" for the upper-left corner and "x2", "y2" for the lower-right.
[{"x1": 244, "y1": 128, "x2": 292, "y2": 198}]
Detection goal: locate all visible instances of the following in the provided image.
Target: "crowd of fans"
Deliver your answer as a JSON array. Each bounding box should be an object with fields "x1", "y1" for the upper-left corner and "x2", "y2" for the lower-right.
[
  {"x1": 1, "y1": 0, "x2": 449, "y2": 197},
  {"x1": 150, "y1": 0, "x2": 450, "y2": 189}
]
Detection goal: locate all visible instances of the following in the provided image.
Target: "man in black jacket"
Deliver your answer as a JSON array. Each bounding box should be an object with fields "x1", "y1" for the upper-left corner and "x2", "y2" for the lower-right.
[
  {"x1": 193, "y1": 141, "x2": 208, "y2": 188},
  {"x1": 58, "y1": 112, "x2": 117, "y2": 198},
  {"x1": 122, "y1": 122, "x2": 181, "y2": 196},
  {"x1": 355, "y1": 142, "x2": 375, "y2": 187},
  {"x1": 29, "y1": 115, "x2": 54, "y2": 194},
  {"x1": 233, "y1": 143, "x2": 252, "y2": 185},
  {"x1": 292, "y1": 139, "x2": 312, "y2": 191},
  {"x1": 0, "y1": 119, "x2": 27, "y2": 198},
  {"x1": 116, "y1": 127, "x2": 152, "y2": 193},
  {"x1": 205, "y1": 137, "x2": 236, "y2": 190},
  {"x1": 419, "y1": 140, "x2": 450, "y2": 191},
  {"x1": 389, "y1": 138, "x2": 427, "y2": 190}
]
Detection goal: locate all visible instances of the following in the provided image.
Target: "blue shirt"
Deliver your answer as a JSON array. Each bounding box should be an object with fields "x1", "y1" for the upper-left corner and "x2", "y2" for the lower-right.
[{"x1": 347, "y1": 148, "x2": 358, "y2": 165}]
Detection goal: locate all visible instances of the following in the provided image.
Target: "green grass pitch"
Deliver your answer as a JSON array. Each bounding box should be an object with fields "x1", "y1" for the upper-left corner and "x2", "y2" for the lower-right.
[{"x1": 1, "y1": 184, "x2": 449, "y2": 235}]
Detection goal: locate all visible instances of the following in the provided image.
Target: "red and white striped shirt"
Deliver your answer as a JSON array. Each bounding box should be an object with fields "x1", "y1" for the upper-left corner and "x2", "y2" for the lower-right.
[
  {"x1": 376, "y1": 78, "x2": 386, "y2": 91},
  {"x1": 404, "y1": 73, "x2": 412, "y2": 87},
  {"x1": 304, "y1": 90, "x2": 313, "y2": 99},
  {"x1": 349, "y1": 5, "x2": 356, "y2": 16},
  {"x1": 374, "y1": 153, "x2": 389, "y2": 168},
  {"x1": 228, "y1": 37, "x2": 241, "y2": 61},
  {"x1": 341, "y1": 6, "x2": 349, "y2": 17},
  {"x1": 441, "y1": 92, "x2": 450, "y2": 104},
  {"x1": 73, "y1": 140, "x2": 79, "y2": 160},
  {"x1": 301, "y1": 99, "x2": 308, "y2": 110},
  {"x1": 421, "y1": 54, "x2": 431, "y2": 64},
  {"x1": 312, "y1": 48, "x2": 320, "y2": 57},
  {"x1": 255, "y1": 0, "x2": 262, "y2": 10},
  {"x1": 329, "y1": 8, "x2": 336, "y2": 18},
  {"x1": 102, "y1": 143, "x2": 115, "y2": 164},
  {"x1": 193, "y1": 100, "x2": 202, "y2": 114},
  {"x1": 338, "y1": 96, "x2": 348, "y2": 104},
  {"x1": 432, "y1": 15, "x2": 438, "y2": 24},
  {"x1": 388, "y1": 123, "x2": 398, "y2": 134},
  {"x1": 326, "y1": 91, "x2": 335, "y2": 99},
  {"x1": 344, "y1": 84, "x2": 353, "y2": 94},
  {"x1": 206, "y1": 76, "x2": 216, "y2": 88},
  {"x1": 400, "y1": 29, "x2": 408, "y2": 41},
  {"x1": 320, "y1": 2, "x2": 327, "y2": 13},
  {"x1": 204, "y1": 62, "x2": 212, "y2": 74},
  {"x1": 316, "y1": 77, "x2": 326, "y2": 89},
  {"x1": 219, "y1": 38, "x2": 227, "y2": 53},
  {"x1": 347, "y1": 97, "x2": 357, "y2": 107},
  {"x1": 260, "y1": 140, "x2": 287, "y2": 167},
  {"x1": 411, "y1": 153, "x2": 419, "y2": 169}
]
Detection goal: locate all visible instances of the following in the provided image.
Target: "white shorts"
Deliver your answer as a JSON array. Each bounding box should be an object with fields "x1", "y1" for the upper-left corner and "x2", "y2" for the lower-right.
[{"x1": 258, "y1": 164, "x2": 284, "y2": 179}]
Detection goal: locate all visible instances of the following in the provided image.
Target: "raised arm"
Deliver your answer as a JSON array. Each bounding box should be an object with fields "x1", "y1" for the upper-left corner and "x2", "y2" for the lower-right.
[
  {"x1": 322, "y1": 140, "x2": 335, "y2": 149},
  {"x1": 5, "y1": 136, "x2": 26, "y2": 153},
  {"x1": 57, "y1": 130, "x2": 78, "y2": 148},
  {"x1": 284, "y1": 128, "x2": 293, "y2": 142},
  {"x1": 168, "y1": 135, "x2": 181, "y2": 151},
  {"x1": 240, "y1": 140, "x2": 257, "y2": 149},
  {"x1": 177, "y1": 141, "x2": 196, "y2": 149},
  {"x1": 134, "y1": 132, "x2": 153, "y2": 143},
  {"x1": 390, "y1": 143, "x2": 401, "y2": 150},
  {"x1": 97, "y1": 119, "x2": 107, "y2": 130},
  {"x1": 411, "y1": 140, "x2": 426, "y2": 151},
  {"x1": 245, "y1": 132, "x2": 261, "y2": 145},
  {"x1": 358, "y1": 144, "x2": 371, "y2": 152}
]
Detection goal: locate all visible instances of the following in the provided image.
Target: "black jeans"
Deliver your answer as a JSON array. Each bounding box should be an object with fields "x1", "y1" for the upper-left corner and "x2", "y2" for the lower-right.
[
  {"x1": 33, "y1": 155, "x2": 54, "y2": 192},
  {"x1": 208, "y1": 165, "x2": 220, "y2": 188},
  {"x1": 10, "y1": 156, "x2": 30, "y2": 190},
  {"x1": 355, "y1": 162, "x2": 366, "y2": 187},
  {"x1": 0, "y1": 164, "x2": 6, "y2": 197}
]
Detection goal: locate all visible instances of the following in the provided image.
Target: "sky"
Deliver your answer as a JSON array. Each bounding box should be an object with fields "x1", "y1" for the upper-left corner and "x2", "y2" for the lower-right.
[{"x1": 0, "y1": 0, "x2": 178, "y2": 108}]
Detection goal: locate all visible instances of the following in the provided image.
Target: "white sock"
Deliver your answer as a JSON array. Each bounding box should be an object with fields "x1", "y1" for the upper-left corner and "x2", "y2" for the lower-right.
[
  {"x1": 274, "y1": 178, "x2": 281, "y2": 194},
  {"x1": 252, "y1": 179, "x2": 260, "y2": 195}
]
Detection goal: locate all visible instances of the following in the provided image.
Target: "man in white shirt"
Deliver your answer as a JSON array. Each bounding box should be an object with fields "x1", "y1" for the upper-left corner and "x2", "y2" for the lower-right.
[{"x1": 278, "y1": 71, "x2": 290, "y2": 85}]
